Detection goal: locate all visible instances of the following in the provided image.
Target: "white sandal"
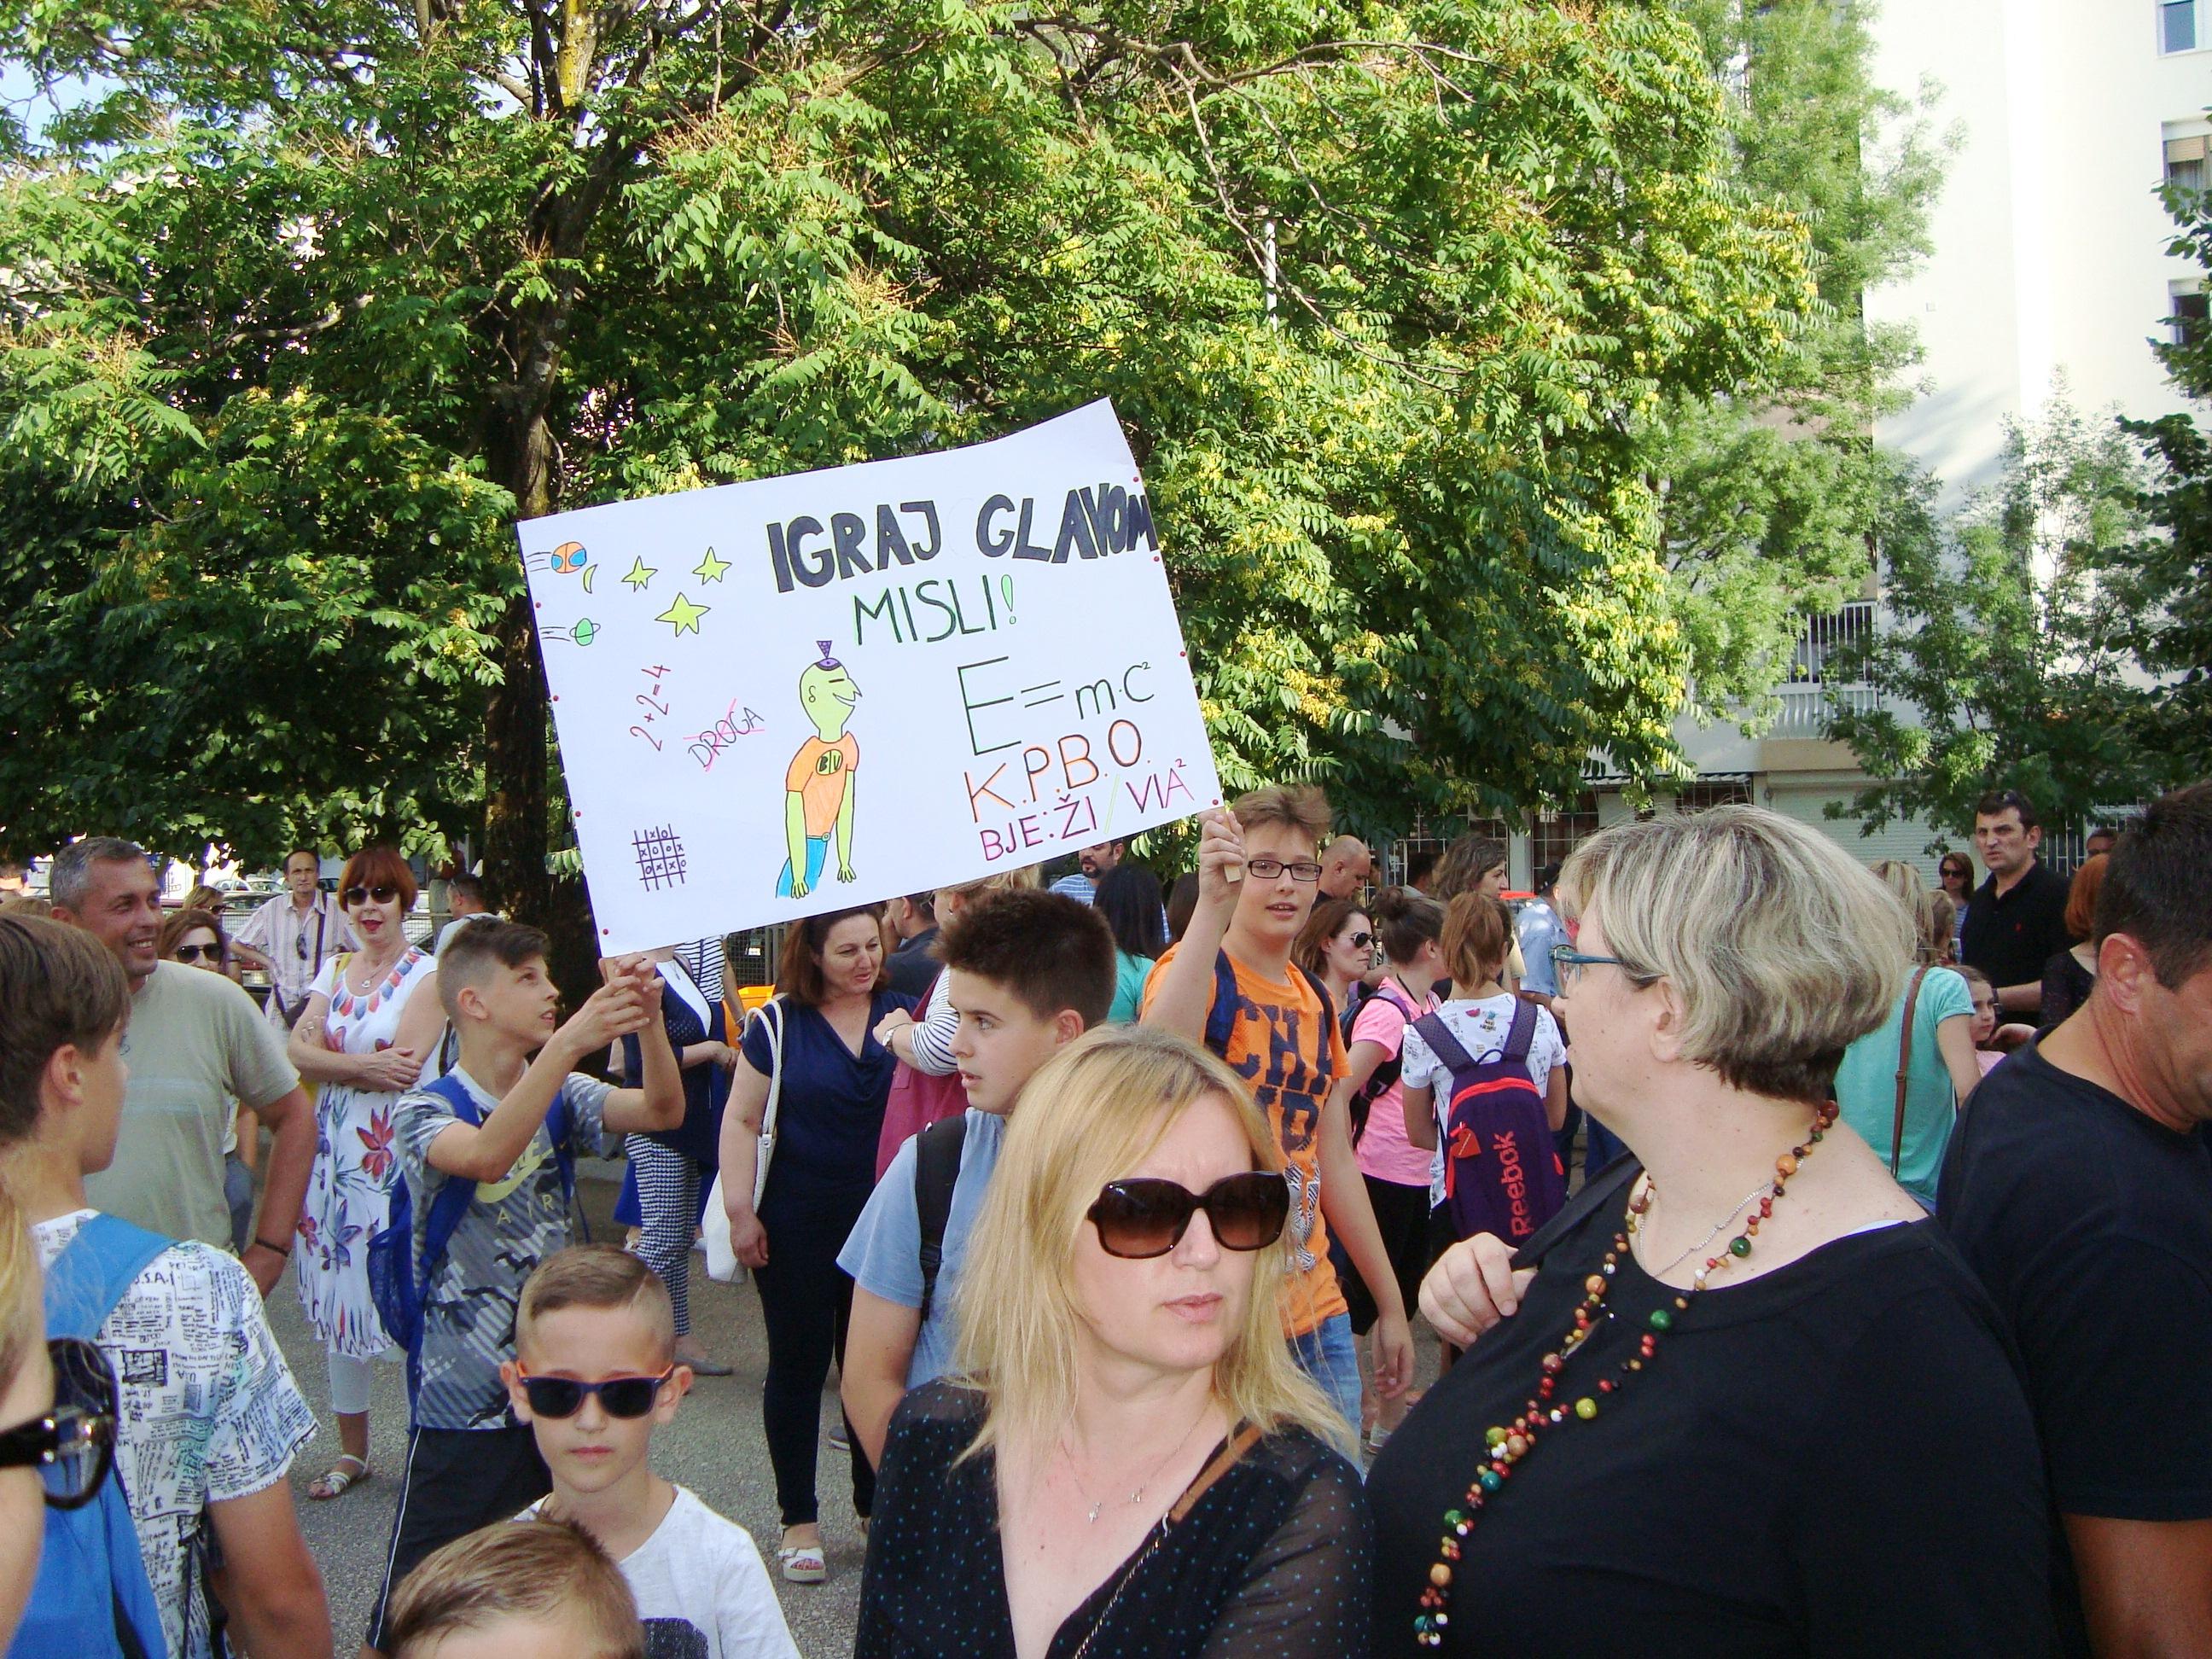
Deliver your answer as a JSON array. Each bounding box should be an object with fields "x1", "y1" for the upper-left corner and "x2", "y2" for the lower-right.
[
  {"x1": 777, "y1": 1542, "x2": 827, "y2": 1583},
  {"x1": 307, "y1": 1454, "x2": 370, "y2": 1500}
]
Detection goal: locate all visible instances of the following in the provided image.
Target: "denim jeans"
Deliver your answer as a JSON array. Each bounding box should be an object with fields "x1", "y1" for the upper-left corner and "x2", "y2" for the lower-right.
[{"x1": 1288, "y1": 1311, "x2": 1362, "y2": 1439}]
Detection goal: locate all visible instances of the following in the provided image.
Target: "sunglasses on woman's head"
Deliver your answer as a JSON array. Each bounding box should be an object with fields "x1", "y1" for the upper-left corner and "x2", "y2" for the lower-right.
[
  {"x1": 171, "y1": 943, "x2": 223, "y2": 964},
  {"x1": 1086, "y1": 1172, "x2": 1290, "y2": 1260},
  {"x1": 341, "y1": 883, "x2": 400, "y2": 908},
  {"x1": 0, "y1": 1337, "x2": 118, "y2": 1510},
  {"x1": 514, "y1": 1366, "x2": 676, "y2": 1420}
]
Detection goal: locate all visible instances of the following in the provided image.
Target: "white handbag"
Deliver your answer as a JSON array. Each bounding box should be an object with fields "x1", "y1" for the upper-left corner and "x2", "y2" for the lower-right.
[{"x1": 702, "y1": 998, "x2": 783, "y2": 1284}]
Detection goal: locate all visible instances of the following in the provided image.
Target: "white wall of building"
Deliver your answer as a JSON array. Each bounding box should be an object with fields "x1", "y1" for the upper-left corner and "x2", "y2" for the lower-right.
[{"x1": 1866, "y1": 0, "x2": 2212, "y2": 504}]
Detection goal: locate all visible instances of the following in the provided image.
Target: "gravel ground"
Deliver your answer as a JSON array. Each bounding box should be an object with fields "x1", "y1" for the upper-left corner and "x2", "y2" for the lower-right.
[{"x1": 267, "y1": 1161, "x2": 865, "y2": 1657}]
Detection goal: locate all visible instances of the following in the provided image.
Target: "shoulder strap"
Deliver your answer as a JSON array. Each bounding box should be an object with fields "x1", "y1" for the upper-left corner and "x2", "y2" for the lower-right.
[
  {"x1": 914, "y1": 1114, "x2": 970, "y2": 1324},
  {"x1": 1508, "y1": 1155, "x2": 1641, "y2": 1272},
  {"x1": 1411, "y1": 1010, "x2": 1477, "y2": 1077},
  {"x1": 1168, "y1": 1424, "x2": 1266, "y2": 1523},
  {"x1": 1292, "y1": 964, "x2": 1335, "y2": 1052},
  {"x1": 1500, "y1": 996, "x2": 1540, "y2": 1062},
  {"x1": 413, "y1": 1074, "x2": 486, "y2": 1319},
  {"x1": 1201, "y1": 952, "x2": 1240, "y2": 1058},
  {"x1": 1892, "y1": 966, "x2": 1929, "y2": 1176},
  {"x1": 43, "y1": 1214, "x2": 174, "y2": 1342}
]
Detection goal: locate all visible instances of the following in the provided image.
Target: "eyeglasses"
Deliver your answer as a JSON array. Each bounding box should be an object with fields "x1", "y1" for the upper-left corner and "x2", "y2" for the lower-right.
[
  {"x1": 1244, "y1": 858, "x2": 1323, "y2": 884},
  {"x1": 341, "y1": 883, "x2": 400, "y2": 909},
  {"x1": 1086, "y1": 1173, "x2": 1290, "y2": 1260},
  {"x1": 0, "y1": 1338, "x2": 119, "y2": 1510},
  {"x1": 1551, "y1": 944, "x2": 1650, "y2": 989},
  {"x1": 514, "y1": 1367, "x2": 677, "y2": 1420},
  {"x1": 1347, "y1": 932, "x2": 1374, "y2": 951},
  {"x1": 171, "y1": 944, "x2": 224, "y2": 964}
]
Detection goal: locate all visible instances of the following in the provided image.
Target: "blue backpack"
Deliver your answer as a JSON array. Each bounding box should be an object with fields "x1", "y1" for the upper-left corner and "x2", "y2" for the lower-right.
[
  {"x1": 366, "y1": 1074, "x2": 579, "y2": 1377},
  {"x1": 1200, "y1": 950, "x2": 1336, "y2": 1062},
  {"x1": 18, "y1": 1214, "x2": 171, "y2": 1659}
]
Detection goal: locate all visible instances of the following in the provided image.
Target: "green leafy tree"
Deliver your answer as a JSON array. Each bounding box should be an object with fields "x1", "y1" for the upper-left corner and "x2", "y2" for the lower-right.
[
  {"x1": 1825, "y1": 395, "x2": 2168, "y2": 842},
  {"x1": 1651, "y1": 0, "x2": 1948, "y2": 729},
  {"x1": 0, "y1": 1, "x2": 1821, "y2": 944}
]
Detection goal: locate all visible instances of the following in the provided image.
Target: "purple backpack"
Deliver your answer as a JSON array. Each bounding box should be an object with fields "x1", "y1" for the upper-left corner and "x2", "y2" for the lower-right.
[{"x1": 1412, "y1": 1001, "x2": 1565, "y2": 1247}]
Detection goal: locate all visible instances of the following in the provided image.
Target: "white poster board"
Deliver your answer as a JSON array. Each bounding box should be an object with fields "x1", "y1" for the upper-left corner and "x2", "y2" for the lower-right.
[{"x1": 516, "y1": 399, "x2": 1222, "y2": 953}]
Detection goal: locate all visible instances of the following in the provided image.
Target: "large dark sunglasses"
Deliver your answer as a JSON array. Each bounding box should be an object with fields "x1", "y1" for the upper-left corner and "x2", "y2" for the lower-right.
[
  {"x1": 1348, "y1": 932, "x2": 1374, "y2": 951},
  {"x1": 171, "y1": 943, "x2": 224, "y2": 964},
  {"x1": 1086, "y1": 1173, "x2": 1290, "y2": 1260},
  {"x1": 0, "y1": 1337, "x2": 119, "y2": 1509},
  {"x1": 515, "y1": 1366, "x2": 676, "y2": 1420},
  {"x1": 341, "y1": 883, "x2": 400, "y2": 908}
]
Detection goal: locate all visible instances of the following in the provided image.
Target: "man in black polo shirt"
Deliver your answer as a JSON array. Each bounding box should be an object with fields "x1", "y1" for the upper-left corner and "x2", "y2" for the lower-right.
[
  {"x1": 1959, "y1": 788, "x2": 2071, "y2": 1016},
  {"x1": 1940, "y1": 781, "x2": 2212, "y2": 1655}
]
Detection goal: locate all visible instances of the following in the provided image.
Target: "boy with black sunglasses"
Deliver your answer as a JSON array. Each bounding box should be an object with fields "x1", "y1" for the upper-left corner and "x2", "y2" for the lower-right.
[
  {"x1": 365, "y1": 922, "x2": 686, "y2": 1655},
  {"x1": 505, "y1": 1246, "x2": 798, "y2": 1659}
]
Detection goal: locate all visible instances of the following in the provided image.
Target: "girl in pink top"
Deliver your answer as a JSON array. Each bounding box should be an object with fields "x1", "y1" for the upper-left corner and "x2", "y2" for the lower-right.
[{"x1": 1341, "y1": 888, "x2": 1449, "y2": 1452}]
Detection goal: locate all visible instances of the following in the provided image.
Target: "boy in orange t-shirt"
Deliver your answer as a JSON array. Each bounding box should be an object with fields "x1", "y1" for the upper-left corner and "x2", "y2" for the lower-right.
[{"x1": 1141, "y1": 784, "x2": 1412, "y2": 1432}]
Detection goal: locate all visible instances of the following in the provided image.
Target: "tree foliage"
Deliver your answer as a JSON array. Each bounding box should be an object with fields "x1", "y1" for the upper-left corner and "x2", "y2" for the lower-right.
[
  {"x1": 0, "y1": 1, "x2": 1824, "y2": 920},
  {"x1": 1646, "y1": 0, "x2": 1947, "y2": 729},
  {"x1": 1825, "y1": 396, "x2": 2171, "y2": 842}
]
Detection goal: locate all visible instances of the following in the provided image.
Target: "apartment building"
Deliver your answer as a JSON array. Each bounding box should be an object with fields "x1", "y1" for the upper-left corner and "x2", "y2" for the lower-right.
[{"x1": 1439, "y1": 3, "x2": 2211, "y2": 890}]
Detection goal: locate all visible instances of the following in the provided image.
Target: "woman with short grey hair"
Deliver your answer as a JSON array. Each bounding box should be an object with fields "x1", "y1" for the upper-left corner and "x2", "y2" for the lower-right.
[{"x1": 1366, "y1": 806, "x2": 2050, "y2": 1656}]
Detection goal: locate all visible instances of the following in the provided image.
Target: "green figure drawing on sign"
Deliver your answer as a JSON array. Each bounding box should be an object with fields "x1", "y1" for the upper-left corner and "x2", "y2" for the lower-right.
[{"x1": 777, "y1": 640, "x2": 860, "y2": 899}]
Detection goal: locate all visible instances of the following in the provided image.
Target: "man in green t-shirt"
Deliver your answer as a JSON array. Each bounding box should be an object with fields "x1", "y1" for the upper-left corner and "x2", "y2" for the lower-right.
[{"x1": 51, "y1": 837, "x2": 315, "y2": 1294}]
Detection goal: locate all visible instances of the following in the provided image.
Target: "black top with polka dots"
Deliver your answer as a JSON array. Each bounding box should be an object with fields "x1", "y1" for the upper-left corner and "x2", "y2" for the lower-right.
[{"x1": 858, "y1": 1380, "x2": 1371, "y2": 1658}]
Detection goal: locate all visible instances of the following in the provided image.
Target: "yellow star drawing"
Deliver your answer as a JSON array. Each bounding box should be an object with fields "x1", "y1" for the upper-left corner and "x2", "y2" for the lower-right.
[
  {"x1": 692, "y1": 546, "x2": 731, "y2": 584},
  {"x1": 620, "y1": 556, "x2": 657, "y2": 591},
  {"x1": 655, "y1": 592, "x2": 710, "y2": 636}
]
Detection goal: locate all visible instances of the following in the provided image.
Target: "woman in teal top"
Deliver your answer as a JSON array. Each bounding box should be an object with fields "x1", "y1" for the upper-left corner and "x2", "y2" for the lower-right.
[
  {"x1": 1833, "y1": 870, "x2": 1987, "y2": 1207},
  {"x1": 1094, "y1": 864, "x2": 1166, "y2": 1023}
]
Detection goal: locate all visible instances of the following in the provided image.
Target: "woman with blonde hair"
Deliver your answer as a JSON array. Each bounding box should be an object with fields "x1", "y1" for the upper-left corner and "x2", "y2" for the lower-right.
[
  {"x1": 1368, "y1": 807, "x2": 2047, "y2": 1655},
  {"x1": 859, "y1": 1026, "x2": 1370, "y2": 1658}
]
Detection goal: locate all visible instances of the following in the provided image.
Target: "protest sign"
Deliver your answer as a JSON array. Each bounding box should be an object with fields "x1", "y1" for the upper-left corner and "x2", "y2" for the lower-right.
[{"x1": 517, "y1": 399, "x2": 1222, "y2": 953}]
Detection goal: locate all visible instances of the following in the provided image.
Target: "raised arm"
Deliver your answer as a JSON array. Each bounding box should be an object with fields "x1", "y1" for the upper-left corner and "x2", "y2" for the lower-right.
[
  {"x1": 719, "y1": 1039, "x2": 775, "y2": 1270},
  {"x1": 1142, "y1": 810, "x2": 1243, "y2": 1043},
  {"x1": 427, "y1": 977, "x2": 648, "y2": 1182},
  {"x1": 602, "y1": 970, "x2": 684, "y2": 1133}
]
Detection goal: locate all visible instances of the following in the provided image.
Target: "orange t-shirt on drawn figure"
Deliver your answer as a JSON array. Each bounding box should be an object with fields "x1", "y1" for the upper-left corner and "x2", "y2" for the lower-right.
[
  {"x1": 786, "y1": 734, "x2": 859, "y2": 836},
  {"x1": 1140, "y1": 941, "x2": 1350, "y2": 1339}
]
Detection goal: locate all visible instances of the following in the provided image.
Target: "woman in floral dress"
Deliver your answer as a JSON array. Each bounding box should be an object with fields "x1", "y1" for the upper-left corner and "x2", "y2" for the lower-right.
[{"x1": 286, "y1": 846, "x2": 442, "y2": 1499}]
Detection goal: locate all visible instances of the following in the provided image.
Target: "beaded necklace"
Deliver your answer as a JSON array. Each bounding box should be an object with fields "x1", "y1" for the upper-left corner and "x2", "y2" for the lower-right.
[{"x1": 1412, "y1": 1102, "x2": 1838, "y2": 1650}]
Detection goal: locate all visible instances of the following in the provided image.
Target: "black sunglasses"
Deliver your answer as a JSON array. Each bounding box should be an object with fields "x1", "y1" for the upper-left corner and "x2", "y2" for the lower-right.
[
  {"x1": 515, "y1": 1366, "x2": 677, "y2": 1420},
  {"x1": 341, "y1": 883, "x2": 400, "y2": 908},
  {"x1": 171, "y1": 943, "x2": 224, "y2": 964},
  {"x1": 0, "y1": 1337, "x2": 119, "y2": 1510},
  {"x1": 1348, "y1": 931, "x2": 1374, "y2": 951},
  {"x1": 1086, "y1": 1173, "x2": 1290, "y2": 1260}
]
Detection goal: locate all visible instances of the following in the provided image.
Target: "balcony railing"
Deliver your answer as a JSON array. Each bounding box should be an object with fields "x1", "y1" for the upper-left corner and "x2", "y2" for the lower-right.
[{"x1": 1772, "y1": 680, "x2": 1877, "y2": 739}]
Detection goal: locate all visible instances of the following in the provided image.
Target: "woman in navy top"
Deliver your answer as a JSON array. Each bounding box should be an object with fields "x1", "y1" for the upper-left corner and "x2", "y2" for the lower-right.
[{"x1": 720, "y1": 903, "x2": 915, "y2": 1586}]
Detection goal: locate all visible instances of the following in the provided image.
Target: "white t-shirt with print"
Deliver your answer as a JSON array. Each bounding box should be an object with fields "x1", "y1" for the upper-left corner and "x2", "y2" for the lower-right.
[
  {"x1": 1398, "y1": 994, "x2": 1567, "y2": 1207},
  {"x1": 523, "y1": 1486, "x2": 797, "y2": 1659},
  {"x1": 32, "y1": 1209, "x2": 317, "y2": 1659}
]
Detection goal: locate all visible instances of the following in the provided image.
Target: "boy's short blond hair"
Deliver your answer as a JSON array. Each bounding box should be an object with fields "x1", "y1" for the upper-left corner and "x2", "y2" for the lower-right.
[
  {"x1": 1230, "y1": 785, "x2": 1331, "y2": 850},
  {"x1": 516, "y1": 1244, "x2": 677, "y2": 1364},
  {"x1": 385, "y1": 1518, "x2": 643, "y2": 1659}
]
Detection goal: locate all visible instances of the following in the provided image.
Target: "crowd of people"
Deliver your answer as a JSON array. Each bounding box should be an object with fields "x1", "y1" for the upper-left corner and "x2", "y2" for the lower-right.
[{"x1": 0, "y1": 776, "x2": 2205, "y2": 1659}]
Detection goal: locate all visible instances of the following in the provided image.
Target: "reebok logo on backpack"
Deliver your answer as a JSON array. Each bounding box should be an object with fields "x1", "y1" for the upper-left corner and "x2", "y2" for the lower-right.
[{"x1": 1412, "y1": 1002, "x2": 1566, "y2": 1244}]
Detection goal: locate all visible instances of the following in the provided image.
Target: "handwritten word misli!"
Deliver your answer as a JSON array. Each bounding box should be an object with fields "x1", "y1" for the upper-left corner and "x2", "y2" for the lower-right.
[{"x1": 764, "y1": 486, "x2": 1157, "y2": 595}]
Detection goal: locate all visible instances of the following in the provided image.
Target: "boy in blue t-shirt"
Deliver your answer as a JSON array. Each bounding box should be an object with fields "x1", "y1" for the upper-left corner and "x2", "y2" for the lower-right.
[
  {"x1": 367, "y1": 921, "x2": 684, "y2": 1653},
  {"x1": 838, "y1": 888, "x2": 1116, "y2": 1466}
]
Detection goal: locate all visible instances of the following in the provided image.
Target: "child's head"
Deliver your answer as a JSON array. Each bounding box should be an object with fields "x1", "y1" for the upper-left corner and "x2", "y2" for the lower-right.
[
  {"x1": 0, "y1": 916, "x2": 131, "y2": 1172},
  {"x1": 1957, "y1": 964, "x2": 2000, "y2": 1045},
  {"x1": 384, "y1": 1517, "x2": 643, "y2": 1659},
  {"x1": 941, "y1": 889, "x2": 1116, "y2": 1116},
  {"x1": 1228, "y1": 785, "x2": 1332, "y2": 951},
  {"x1": 505, "y1": 1247, "x2": 686, "y2": 1503},
  {"x1": 437, "y1": 921, "x2": 558, "y2": 1047},
  {"x1": 1441, "y1": 893, "x2": 1512, "y2": 990}
]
